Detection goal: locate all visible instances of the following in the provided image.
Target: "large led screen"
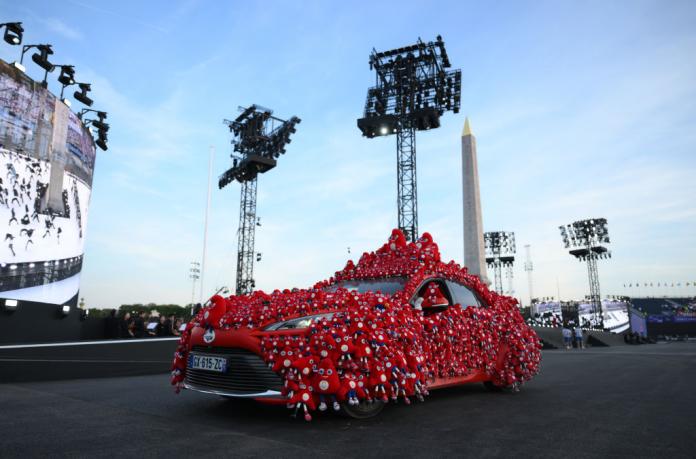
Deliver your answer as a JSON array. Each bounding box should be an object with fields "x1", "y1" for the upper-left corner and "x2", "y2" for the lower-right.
[
  {"x1": 577, "y1": 300, "x2": 629, "y2": 332},
  {"x1": 0, "y1": 60, "x2": 96, "y2": 306}
]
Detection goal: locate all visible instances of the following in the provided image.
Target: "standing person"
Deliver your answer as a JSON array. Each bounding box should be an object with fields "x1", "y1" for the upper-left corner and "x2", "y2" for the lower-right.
[
  {"x1": 134, "y1": 311, "x2": 146, "y2": 338},
  {"x1": 561, "y1": 323, "x2": 572, "y2": 350},
  {"x1": 574, "y1": 326, "x2": 584, "y2": 349},
  {"x1": 120, "y1": 312, "x2": 134, "y2": 338},
  {"x1": 105, "y1": 309, "x2": 119, "y2": 339},
  {"x1": 156, "y1": 315, "x2": 167, "y2": 337},
  {"x1": 172, "y1": 318, "x2": 183, "y2": 337},
  {"x1": 163, "y1": 314, "x2": 174, "y2": 336}
]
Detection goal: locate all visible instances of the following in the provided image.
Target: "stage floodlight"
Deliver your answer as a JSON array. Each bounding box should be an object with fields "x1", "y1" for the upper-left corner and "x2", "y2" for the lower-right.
[
  {"x1": 3, "y1": 299, "x2": 18, "y2": 312},
  {"x1": 96, "y1": 131, "x2": 108, "y2": 151},
  {"x1": 91, "y1": 113, "x2": 109, "y2": 132},
  {"x1": 57, "y1": 65, "x2": 75, "y2": 85},
  {"x1": 61, "y1": 304, "x2": 71, "y2": 316},
  {"x1": 1, "y1": 22, "x2": 23, "y2": 45},
  {"x1": 30, "y1": 44, "x2": 54, "y2": 72},
  {"x1": 73, "y1": 83, "x2": 93, "y2": 107},
  {"x1": 78, "y1": 109, "x2": 109, "y2": 150}
]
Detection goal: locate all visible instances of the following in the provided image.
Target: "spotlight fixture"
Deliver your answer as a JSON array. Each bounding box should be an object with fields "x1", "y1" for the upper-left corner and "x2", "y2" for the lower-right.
[
  {"x1": 56, "y1": 64, "x2": 75, "y2": 85},
  {"x1": 91, "y1": 111, "x2": 109, "y2": 132},
  {"x1": 61, "y1": 304, "x2": 71, "y2": 316},
  {"x1": 95, "y1": 131, "x2": 108, "y2": 151},
  {"x1": 21, "y1": 43, "x2": 55, "y2": 86},
  {"x1": 30, "y1": 44, "x2": 54, "y2": 71},
  {"x1": 0, "y1": 22, "x2": 23, "y2": 45},
  {"x1": 78, "y1": 109, "x2": 109, "y2": 151},
  {"x1": 56, "y1": 65, "x2": 76, "y2": 99},
  {"x1": 3, "y1": 298, "x2": 18, "y2": 312},
  {"x1": 73, "y1": 83, "x2": 93, "y2": 106}
]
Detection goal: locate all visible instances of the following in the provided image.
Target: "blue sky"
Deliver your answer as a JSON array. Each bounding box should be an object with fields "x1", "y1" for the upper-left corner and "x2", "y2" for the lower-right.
[{"x1": 2, "y1": 0, "x2": 695, "y2": 308}]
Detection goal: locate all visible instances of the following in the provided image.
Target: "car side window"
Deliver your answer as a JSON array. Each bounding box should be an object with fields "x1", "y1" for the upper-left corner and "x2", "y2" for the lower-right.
[
  {"x1": 445, "y1": 280, "x2": 481, "y2": 309},
  {"x1": 411, "y1": 279, "x2": 453, "y2": 309}
]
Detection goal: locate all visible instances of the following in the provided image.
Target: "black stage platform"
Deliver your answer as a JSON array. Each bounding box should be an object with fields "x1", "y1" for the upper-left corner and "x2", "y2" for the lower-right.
[{"x1": 1, "y1": 343, "x2": 694, "y2": 458}]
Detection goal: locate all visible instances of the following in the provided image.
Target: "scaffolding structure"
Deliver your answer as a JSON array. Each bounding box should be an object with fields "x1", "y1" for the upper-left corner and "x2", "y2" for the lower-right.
[
  {"x1": 219, "y1": 105, "x2": 301, "y2": 295},
  {"x1": 484, "y1": 231, "x2": 516, "y2": 295},
  {"x1": 357, "y1": 35, "x2": 461, "y2": 242}
]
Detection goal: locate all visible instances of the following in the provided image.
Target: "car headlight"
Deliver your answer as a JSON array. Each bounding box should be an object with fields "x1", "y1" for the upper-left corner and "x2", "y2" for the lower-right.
[{"x1": 264, "y1": 313, "x2": 335, "y2": 331}]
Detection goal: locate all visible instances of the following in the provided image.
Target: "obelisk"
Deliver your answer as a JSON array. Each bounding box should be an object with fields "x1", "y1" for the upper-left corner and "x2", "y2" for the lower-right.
[{"x1": 461, "y1": 117, "x2": 489, "y2": 284}]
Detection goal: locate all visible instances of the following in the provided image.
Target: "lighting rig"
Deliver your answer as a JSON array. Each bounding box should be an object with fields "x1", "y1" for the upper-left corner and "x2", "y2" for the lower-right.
[
  {"x1": 17, "y1": 43, "x2": 55, "y2": 86},
  {"x1": 56, "y1": 64, "x2": 75, "y2": 98},
  {"x1": 3, "y1": 22, "x2": 97, "y2": 112},
  {"x1": 559, "y1": 218, "x2": 611, "y2": 329},
  {"x1": 73, "y1": 83, "x2": 93, "y2": 106},
  {"x1": 220, "y1": 104, "x2": 301, "y2": 295},
  {"x1": 78, "y1": 109, "x2": 109, "y2": 151},
  {"x1": 0, "y1": 22, "x2": 23, "y2": 45},
  {"x1": 484, "y1": 231, "x2": 516, "y2": 294},
  {"x1": 357, "y1": 35, "x2": 461, "y2": 242}
]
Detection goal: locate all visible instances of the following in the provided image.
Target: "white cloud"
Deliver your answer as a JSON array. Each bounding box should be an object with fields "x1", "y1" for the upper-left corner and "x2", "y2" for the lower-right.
[{"x1": 39, "y1": 17, "x2": 83, "y2": 40}]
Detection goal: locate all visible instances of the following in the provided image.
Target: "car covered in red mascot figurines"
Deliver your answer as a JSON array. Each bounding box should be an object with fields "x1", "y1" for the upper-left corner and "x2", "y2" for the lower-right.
[{"x1": 171, "y1": 229, "x2": 542, "y2": 420}]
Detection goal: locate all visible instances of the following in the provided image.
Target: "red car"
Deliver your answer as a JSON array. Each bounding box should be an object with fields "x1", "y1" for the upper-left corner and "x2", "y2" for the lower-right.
[{"x1": 171, "y1": 230, "x2": 541, "y2": 420}]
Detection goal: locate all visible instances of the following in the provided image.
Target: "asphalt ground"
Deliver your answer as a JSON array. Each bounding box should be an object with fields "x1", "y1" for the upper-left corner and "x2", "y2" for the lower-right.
[{"x1": 1, "y1": 342, "x2": 694, "y2": 458}]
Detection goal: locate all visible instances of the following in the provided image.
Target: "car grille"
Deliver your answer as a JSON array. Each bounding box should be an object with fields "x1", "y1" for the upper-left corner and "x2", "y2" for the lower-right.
[{"x1": 185, "y1": 346, "x2": 283, "y2": 394}]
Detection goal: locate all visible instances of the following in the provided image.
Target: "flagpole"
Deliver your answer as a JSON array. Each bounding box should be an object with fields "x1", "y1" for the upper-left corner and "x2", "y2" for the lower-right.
[{"x1": 200, "y1": 145, "x2": 214, "y2": 304}]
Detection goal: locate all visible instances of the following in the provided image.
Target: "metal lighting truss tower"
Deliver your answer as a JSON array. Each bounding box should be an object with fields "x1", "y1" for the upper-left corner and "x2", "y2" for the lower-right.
[
  {"x1": 559, "y1": 218, "x2": 611, "y2": 329},
  {"x1": 357, "y1": 35, "x2": 462, "y2": 242},
  {"x1": 523, "y1": 244, "x2": 534, "y2": 305},
  {"x1": 484, "y1": 231, "x2": 516, "y2": 295},
  {"x1": 220, "y1": 105, "x2": 301, "y2": 295}
]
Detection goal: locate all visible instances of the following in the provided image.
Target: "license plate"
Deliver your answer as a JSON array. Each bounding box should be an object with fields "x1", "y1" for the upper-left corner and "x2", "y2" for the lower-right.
[{"x1": 188, "y1": 354, "x2": 227, "y2": 373}]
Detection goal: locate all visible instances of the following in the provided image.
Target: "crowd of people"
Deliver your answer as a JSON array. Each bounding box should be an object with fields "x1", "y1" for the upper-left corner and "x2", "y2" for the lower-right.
[{"x1": 103, "y1": 310, "x2": 185, "y2": 339}]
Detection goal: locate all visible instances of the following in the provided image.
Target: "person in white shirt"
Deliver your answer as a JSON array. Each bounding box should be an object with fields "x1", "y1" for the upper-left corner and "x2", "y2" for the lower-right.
[
  {"x1": 562, "y1": 326, "x2": 572, "y2": 350},
  {"x1": 574, "y1": 326, "x2": 584, "y2": 349}
]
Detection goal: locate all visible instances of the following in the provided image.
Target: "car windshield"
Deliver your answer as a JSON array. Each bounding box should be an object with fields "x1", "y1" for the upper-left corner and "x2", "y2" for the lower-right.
[{"x1": 325, "y1": 277, "x2": 407, "y2": 295}]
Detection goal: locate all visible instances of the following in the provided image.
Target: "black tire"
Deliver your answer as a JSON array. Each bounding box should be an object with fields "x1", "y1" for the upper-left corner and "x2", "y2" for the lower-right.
[
  {"x1": 484, "y1": 380, "x2": 521, "y2": 393},
  {"x1": 340, "y1": 400, "x2": 385, "y2": 419},
  {"x1": 483, "y1": 381, "x2": 503, "y2": 392}
]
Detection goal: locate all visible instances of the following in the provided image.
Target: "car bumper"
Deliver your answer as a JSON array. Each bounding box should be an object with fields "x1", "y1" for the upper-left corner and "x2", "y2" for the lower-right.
[
  {"x1": 184, "y1": 327, "x2": 286, "y2": 401},
  {"x1": 183, "y1": 381, "x2": 283, "y2": 400}
]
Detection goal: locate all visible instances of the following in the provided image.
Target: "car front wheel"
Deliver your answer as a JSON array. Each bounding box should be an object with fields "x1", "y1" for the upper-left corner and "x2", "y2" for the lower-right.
[
  {"x1": 340, "y1": 399, "x2": 385, "y2": 419},
  {"x1": 483, "y1": 380, "x2": 521, "y2": 393}
]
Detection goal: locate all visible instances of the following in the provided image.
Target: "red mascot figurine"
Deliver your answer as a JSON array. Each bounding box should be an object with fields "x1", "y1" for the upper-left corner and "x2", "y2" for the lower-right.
[
  {"x1": 289, "y1": 382, "x2": 316, "y2": 421},
  {"x1": 202, "y1": 295, "x2": 226, "y2": 328},
  {"x1": 313, "y1": 358, "x2": 341, "y2": 412}
]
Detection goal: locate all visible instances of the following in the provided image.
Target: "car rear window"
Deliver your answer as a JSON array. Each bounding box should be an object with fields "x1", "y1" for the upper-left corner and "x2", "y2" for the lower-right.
[{"x1": 325, "y1": 277, "x2": 407, "y2": 295}]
